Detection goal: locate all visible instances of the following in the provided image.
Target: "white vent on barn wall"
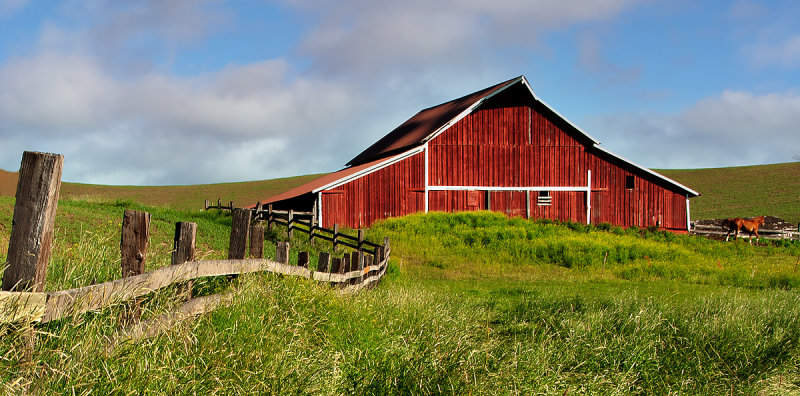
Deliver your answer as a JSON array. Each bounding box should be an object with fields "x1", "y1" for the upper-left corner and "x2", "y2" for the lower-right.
[{"x1": 537, "y1": 191, "x2": 552, "y2": 206}]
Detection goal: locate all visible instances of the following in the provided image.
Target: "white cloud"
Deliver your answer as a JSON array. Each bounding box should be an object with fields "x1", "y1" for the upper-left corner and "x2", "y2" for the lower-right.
[
  {"x1": 296, "y1": 0, "x2": 642, "y2": 76},
  {"x1": 588, "y1": 89, "x2": 800, "y2": 169},
  {"x1": 0, "y1": 0, "x2": 27, "y2": 16},
  {"x1": 0, "y1": 53, "x2": 364, "y2": 184},
  {"x1": 744, "y1": 33, "x2": 800, "y2": 68}
]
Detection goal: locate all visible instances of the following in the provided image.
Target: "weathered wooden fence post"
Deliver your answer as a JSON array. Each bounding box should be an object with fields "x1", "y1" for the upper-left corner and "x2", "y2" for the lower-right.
[
  {"x1": 228, "y1": 208, "x2": 251, "y2": 260},
  {"x1": 340, "y1": 254, "x2": 350, "y2": 275},
  {"x1": 267, "y1": 204, "x2": 273, "y2": 230},
  {"x1": 276, "y1": 242, "x2": 290, "y2": 264},
  {"x1": 330, "y1": 257, "x2": 342, "y2": 274},
  {"x1": 287, "y1": 210, "x2": 294, "y2": 239},
  {"x1": 333, "y1": 224, "x2": 339, "y2": 252},
  {"x1": 309, "y1": 216, "x2": 316, "y2": 247},
  {"x1": 357, "y1": 229, "x2": 365, "y2": 251},
  {"x1": 204, "y1": 199, "x2": 210, "y2": 210},
  {"x1": 121, "y1": 209, "x2": 150, "y2": 322},
  {"x1": 121, "y1": 210, "x2": 151, "y2": 278},
  {"x1": 351, "y1": 251, "x2": 364, "y2": 284},
  {"x1": 318, "y1": 252, "x2": 331, "y2": 273},
  {"x1": 2, "y1": 151, "x2": 63, "y2": 292},
  {"x1": 249, "y1": 222, "x2": 265, "y2": 259},
  {"x1": 297, "y1": 251, "x2": 310, "y2": 268},
  {"x1": 172, "y1": 222, "x2": 197, "y2": 298}
]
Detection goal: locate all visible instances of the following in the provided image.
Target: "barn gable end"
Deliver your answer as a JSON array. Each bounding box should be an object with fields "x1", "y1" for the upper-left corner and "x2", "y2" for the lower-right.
[{"x1": 256, "y1": 76, "x2": 698, "y2": 230}]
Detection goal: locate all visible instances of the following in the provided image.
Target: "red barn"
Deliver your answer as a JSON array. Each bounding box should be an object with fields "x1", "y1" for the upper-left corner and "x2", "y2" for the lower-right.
[{"x1": 259, "y1": 76, "x2": 699, "y2": 230}]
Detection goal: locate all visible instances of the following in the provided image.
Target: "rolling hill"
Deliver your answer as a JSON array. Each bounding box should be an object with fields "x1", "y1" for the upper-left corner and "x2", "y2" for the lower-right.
[{"x1": 1, "y1": 161, "x2": 798, "y2": 222}]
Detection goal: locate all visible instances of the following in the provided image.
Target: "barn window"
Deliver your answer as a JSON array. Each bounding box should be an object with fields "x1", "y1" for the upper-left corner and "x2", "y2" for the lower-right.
[
  {"x1": 537, "y1": 191, "x2": 552, "y2": 206},
  {"x1": 625, "y1": 175, "x2": 635, "y2": 190}
]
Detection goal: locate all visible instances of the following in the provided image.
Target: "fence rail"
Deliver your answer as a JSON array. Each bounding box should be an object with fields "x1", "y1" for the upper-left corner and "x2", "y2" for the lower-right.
[
  {"x1": 691, "y1": 223, "x2": 800, "y2": 241},
  {"x1": 0, "y1": 245, "x2": 390, "y2": 324}
]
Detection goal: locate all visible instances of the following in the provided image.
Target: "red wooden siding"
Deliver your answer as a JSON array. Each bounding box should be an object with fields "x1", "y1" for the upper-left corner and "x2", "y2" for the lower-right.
[
  {"x1": 427, "y1": 103, "x2": 688, "y2": 230},
  {"x1": 321, "y1": 152, "x2": 424, "y2": 228}
]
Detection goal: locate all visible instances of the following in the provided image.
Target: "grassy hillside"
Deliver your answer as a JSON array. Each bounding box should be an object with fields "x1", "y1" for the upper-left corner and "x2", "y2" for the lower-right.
[
  {"x1": 1, "y1": 205, "x2": 799, "y2": 394},
  {"x1": 658, "y1": 161, "x2": 800, "y2": 223},
  {"x1": 0, "y1": 169, "x2": 324, "y2": 211}
]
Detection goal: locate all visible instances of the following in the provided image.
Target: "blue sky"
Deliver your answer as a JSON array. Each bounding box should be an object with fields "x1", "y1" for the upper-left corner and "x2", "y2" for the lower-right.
[{"x1": 1, "y1": 0, "x2": 799, "y2": 185}]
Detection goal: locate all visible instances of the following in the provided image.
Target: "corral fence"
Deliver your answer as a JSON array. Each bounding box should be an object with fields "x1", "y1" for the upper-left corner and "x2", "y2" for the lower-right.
[
  {"x1": 691, "y1": 217, "x2": 800, "y2": 241},
  {"x1": 0, "y1": 151, "x2": 391, "y2": 330}
]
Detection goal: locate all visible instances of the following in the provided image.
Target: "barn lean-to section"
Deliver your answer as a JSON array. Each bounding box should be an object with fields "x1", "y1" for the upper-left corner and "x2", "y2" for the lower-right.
[{"x1": 256, "y1": 76, "x2": 698, "y2": 231}]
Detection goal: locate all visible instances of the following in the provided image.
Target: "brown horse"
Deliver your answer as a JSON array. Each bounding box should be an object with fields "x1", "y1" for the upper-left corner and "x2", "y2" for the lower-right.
[{"x1": 723, "y1": 216, "x2": 765, "y2": 244}]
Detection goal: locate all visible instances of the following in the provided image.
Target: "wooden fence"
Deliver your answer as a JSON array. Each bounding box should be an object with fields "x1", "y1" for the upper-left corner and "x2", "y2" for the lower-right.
[
  {"x1": 691, "y1": 223, "x2": 800, "y2": 241},
  {"x1": 0, "y1": 151, "x2": 391, "y2": 326}
]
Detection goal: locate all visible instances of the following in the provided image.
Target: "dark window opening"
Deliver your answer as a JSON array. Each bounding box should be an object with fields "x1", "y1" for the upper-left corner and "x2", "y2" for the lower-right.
[
  {"x1": 625, "y1": 175, "x2": 635, "y2": 190},
  {"x1": 537, "y1": 190, "x2": 552, "y2": 206}
]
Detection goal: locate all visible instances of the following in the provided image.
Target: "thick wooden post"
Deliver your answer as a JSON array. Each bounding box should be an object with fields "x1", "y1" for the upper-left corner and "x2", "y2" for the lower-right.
[
  {"x1": 204, "y1": 199, "x2": 210, "y2": 210},
  {"x1": 2, "y1": 152, "x2": 63, "y2": 292},
  {"x1": 287, "y1": 210, "x2": 294, "y2": 239},
  {"x1": 121, "y1": 210, "x2": 151, "y2": 278},
  {"x1": 276, "y1": 242, "x2": 290, "y2": 264},
  {"x1": 267, "y1": 204, "x2": 273, "y2": 230},
  {"x1": 384, "y1": 236, "x2": 390, "y2": 251},
  {"x1": 172, "y1": 222, "x2": 197, "y2": 265},
  {"x1": 249, "y1": 222, "x2": 265, "y2": 258},
  {"x1": 297, "y1": 251, "x2": 310, "y2": 268},
  {"x1": 318, "y1": 252, "x2": 331, "y2": 273},
  {"x1": 357, "y1": 229, "x2": 365, "y2": 251},
  {"x1": 228, "y1": 208, "x2": 251, "y2": 260},
  {"x1": 376, "y1": 245, "x2": 386, "y2": 263},
  {"x1": 217, "y1": 198, "x2": 221, "y2": 210},
  {"x1": 172, "y1": 222, "x2": 197, "y2": 298},
  {"x1": 333, "y1": 224, "x2": 340, "y2": 252}
]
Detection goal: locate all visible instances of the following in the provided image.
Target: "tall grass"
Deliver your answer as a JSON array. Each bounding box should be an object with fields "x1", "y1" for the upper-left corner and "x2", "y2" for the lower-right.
[{"x1": 1, "y1": 204, "x2": 800, "y2": 394}]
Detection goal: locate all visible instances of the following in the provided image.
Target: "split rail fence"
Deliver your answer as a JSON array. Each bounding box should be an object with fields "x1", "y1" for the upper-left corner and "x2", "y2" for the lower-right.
[
  {"x1": 0, "y1": 151, "x2": 391, "y2": 326},
  {"x1": 691, "y1": 223, "x2": 800, "y2": 241}
]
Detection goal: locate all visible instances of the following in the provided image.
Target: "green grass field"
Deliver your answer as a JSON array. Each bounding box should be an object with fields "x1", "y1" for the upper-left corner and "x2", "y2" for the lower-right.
[
  {"x1": 1, "y1": 199, "x2": 799, "y2": 394},
  {"x1": 1, "y1": 161, "x2": 799, "y2": 394}
]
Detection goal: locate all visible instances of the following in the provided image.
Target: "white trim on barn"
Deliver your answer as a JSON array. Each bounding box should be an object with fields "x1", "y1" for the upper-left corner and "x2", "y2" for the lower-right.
[
  {"x1": 424, "y1": 143, "x2": 430, "y2": 213},
  {"x1": 427, "y1": 185, "x2": 591, "y2": 192}
]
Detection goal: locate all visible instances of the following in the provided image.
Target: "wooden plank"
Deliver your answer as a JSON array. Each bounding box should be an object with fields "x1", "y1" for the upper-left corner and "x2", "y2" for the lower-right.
[
  {"x1": 121, "y1": 210, "x2": 151, "y2": 278},
  {"x1": 43, "y1": 258, "x2": 310, "y2": 323},
  {"x1": 330, "y1": 257, "x2": 341, "y2": 274},
  {"x1": 113, "y1": 292, "x2": 235, "y2": 344},
  {"x1": 0, "y1": 291, "x2": 47, "y2": 323},
  {"x1": 172, "y1": 222, "x2": 197, "y2": 299},
  {"x1": 228, "y1": 208, "x2": 251, "y2": 260},
  {"x1": 3, "y1": 151, "x2": 63, "y2": 292}
]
